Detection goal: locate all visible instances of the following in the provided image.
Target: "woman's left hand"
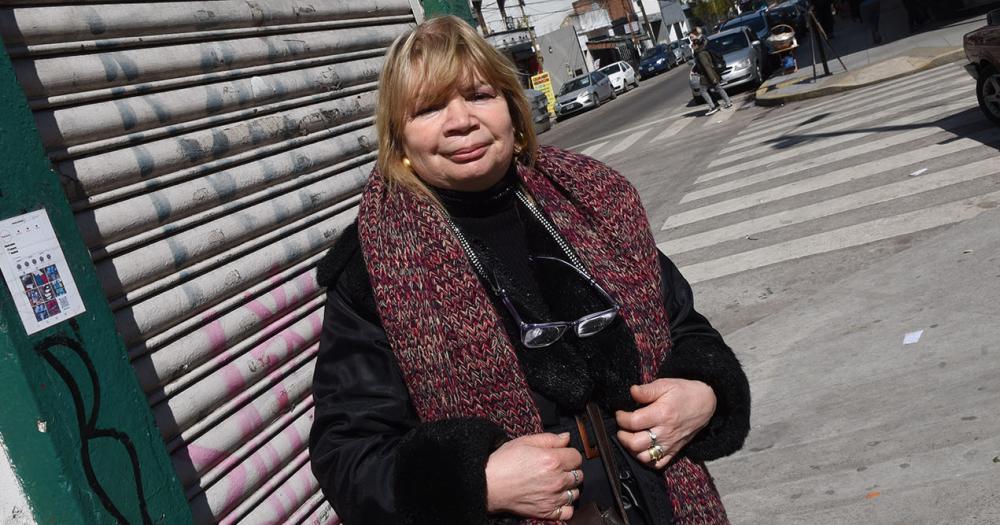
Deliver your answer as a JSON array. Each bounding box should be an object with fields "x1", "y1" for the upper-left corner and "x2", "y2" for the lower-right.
[{"x1": 615, "y1": 378, "x2": 717, "y2": 469}]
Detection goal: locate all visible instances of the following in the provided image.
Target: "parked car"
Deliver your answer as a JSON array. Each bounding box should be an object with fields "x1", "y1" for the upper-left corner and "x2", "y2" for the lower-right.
[
  {"x1": 719, "y1": 10, "x2": 776, "y2": 73},
  {"x1": 638, "y1": 44, "x2": 672, "y2": 79},
  {"x1": 523, "y1": 88, "x2": 552, "y2": 134},
  {"x1": 667, "y1": 38, "x2": 694, "y2": 66},
  {"x1": 720, "y1": 10, "x2": 772, "y2": 46},
  {"x1": 767, "y1": 0, "x2": 809, "y2": 37},
  {"x1": 599, "y1": 61, "x2": 640, "y2": 93},
  {"x1": 689, "y1": 26, "x2": 764, "y2": 100},
  {"x1": 554, "y1": 70, "x2": 615, "y2": 120},
  {"x1": 963, "y1": 8, "x2": 1000, "y2": 124}
]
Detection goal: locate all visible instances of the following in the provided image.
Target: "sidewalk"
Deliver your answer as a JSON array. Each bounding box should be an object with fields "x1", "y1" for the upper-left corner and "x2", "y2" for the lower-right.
[
  {"x1": 755, "y1": 0, "x2": 990, "y2": 106},
  {"x1": 710, "y1": 205, "x2": 1000, "y2": 523}
]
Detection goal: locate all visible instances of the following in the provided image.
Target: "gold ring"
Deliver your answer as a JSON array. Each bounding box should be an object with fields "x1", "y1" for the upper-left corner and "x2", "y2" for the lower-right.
[
  {"x1": 566, "y1": 489, "x2": 575, "y2": 506},
  {"x1": 648, "y1": 444, "x2": 665, "y2": 463}
]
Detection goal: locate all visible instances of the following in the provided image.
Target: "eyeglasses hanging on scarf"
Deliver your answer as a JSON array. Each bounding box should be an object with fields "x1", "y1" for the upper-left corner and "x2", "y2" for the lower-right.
[{"x1": 444, "y1": 187, "x2": 621, "y2": 349}]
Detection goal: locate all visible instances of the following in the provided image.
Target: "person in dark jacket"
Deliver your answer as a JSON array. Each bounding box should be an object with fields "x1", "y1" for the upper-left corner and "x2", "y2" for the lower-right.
[
  {"x1": 860, "y1": 0, "x2": 883, "y2": 44},
  {"x1": 691, "y1": 35, "x2": 732, "y2": 116},
  {"x1": 309, "y1": 15, "x2": 751, "y2": 525},
  {"x1": 813, "y1": 0, "x2": 836, "y2": 38}
]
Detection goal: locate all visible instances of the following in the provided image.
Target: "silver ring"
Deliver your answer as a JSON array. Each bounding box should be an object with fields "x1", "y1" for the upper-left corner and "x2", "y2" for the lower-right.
[
  {"x1": 570, "y1": 469, "x2": 581, "y2": 485},
  {"x1": 566, "y1": 489, "x2": 575, "y2": 506},
  {"x1": 646, "y1": 429, "x2": 658, "y2": 447}
]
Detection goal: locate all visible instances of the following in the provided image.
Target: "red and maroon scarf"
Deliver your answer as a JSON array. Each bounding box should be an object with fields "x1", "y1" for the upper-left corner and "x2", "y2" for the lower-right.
[{"x1": 358, "y1": 145, "x2": 727, "y2": 524}]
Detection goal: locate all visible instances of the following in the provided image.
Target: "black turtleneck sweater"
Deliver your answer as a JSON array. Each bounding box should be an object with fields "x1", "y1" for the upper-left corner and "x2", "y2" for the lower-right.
[{"x1": 309, "y1": 171, "x2": 750, "y2": 525}]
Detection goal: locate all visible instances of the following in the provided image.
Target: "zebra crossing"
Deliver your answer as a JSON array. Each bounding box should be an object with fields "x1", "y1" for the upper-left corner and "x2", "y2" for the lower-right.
[{"x1": 651, "y1": 63, "x2": 1000, "y2": 285}]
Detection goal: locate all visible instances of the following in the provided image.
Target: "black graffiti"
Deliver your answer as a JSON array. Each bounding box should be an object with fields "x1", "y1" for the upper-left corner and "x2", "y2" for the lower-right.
[{"x1": 34, "y1": 330, "x2": 154, "y2": 525}]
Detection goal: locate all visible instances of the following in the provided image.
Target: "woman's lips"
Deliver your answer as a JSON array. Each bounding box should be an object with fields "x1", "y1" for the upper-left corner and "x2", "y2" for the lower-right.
[{"x1": 446, "y1": 143, "x2": 489, "y2": 162}]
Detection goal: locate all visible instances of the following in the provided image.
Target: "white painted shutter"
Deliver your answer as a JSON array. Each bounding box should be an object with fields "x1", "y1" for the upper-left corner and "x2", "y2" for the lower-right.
[{"x1": 1, "y1": 2, "x2": 416, "y2": 522}]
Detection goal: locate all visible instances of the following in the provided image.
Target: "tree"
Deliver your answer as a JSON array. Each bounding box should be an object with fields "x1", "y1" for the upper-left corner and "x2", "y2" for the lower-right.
[{"x1": 691, "y1": 0, "x2": 733, "y2": 28}]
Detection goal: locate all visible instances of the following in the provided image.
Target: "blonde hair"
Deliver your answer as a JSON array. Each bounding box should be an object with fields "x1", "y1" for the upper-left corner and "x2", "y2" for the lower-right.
[{"x1": 375, "y1": 15, "x2": 538, "y2": 202}]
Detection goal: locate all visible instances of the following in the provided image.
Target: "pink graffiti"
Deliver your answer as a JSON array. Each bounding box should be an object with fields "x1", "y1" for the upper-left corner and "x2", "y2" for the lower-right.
[
  {"x1": 200, "y1": 309, "x2": 228, "y2": 354},
  {"x1": 186, "y1": 443, "x2": 226, "y2": 471},
  {"x1": 221, "y1": 462, "x2": 250, "y2": 513}
]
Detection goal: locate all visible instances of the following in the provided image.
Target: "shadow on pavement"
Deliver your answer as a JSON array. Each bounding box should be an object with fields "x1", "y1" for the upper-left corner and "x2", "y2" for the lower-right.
[{"x1": 762, "y1": 106, "x2": 999, "y2": 150}]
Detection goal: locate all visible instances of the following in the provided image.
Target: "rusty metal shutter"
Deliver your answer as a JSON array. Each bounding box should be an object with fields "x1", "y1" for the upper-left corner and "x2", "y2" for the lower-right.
[{"x1": 1, "y1": 1, "x2": 417, "y2": 522}]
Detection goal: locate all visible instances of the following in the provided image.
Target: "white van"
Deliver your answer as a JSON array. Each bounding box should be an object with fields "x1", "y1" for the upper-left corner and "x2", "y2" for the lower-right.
[{"x1": 598, "y1": 61, "x2": 640, "y2": 94}]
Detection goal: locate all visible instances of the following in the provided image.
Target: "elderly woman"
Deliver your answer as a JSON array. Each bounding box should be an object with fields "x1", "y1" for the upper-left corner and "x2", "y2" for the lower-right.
[{"x1": 309, "y1": 15, "x2": 750, "y2": 525}]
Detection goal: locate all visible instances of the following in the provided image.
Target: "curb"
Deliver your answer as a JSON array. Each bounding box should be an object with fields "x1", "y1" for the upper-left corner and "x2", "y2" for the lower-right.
[{"x1": 753, "y1": 48, "x2": 966, "y2": 107}]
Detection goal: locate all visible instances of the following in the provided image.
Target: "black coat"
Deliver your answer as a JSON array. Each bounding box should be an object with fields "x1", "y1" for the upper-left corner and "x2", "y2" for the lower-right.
[{"x1": 309, "y1": 213, "x2": 750, "y2": 524}]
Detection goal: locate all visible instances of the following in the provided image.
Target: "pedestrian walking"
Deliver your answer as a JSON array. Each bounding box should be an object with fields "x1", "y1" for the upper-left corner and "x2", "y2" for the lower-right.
[
  {"x1": 860, "y1": 0, "x2": 882, "y2": 44},
  {"x1": 309, "y1": 15, "x2": 751, "y2": 525},
  {"x1": 691, "y1": 35, "x2": 732, "y2": 115}
]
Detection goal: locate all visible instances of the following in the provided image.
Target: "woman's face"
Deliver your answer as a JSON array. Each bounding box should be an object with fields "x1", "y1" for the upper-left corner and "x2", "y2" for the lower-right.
[{"x1": 401, "y1": 81, "x2": 516, "y2": 191}]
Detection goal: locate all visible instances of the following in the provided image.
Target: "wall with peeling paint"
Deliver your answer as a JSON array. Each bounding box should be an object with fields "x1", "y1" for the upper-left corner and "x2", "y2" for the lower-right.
[
  {"x1": 0, "y1": 436, "x2": 36, "y2": 525},
  {"x1": 1, "y1": 0, "x2": 419, "y2": 522}
]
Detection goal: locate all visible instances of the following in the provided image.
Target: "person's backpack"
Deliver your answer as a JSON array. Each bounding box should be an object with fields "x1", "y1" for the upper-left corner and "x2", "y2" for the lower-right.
[{"x1": 710, "y1": 50, "x2": 727, "y2": 71}]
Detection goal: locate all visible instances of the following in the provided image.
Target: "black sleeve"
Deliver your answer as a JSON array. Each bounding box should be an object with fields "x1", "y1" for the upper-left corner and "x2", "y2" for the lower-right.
[
  {"x1": 309, "y1": 239, "x2": 507, "y2": 525},
  {"x1": 655, "y1": 251, "x2": 751, "y2": 462}
]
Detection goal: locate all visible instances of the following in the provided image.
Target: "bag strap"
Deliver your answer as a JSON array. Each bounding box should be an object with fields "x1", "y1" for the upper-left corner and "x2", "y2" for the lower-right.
[{"x1": 586, "y1": 402, "x2": 631, "y2": 525}]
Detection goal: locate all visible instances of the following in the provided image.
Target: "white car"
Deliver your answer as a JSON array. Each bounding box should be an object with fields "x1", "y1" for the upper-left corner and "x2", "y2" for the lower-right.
[{"x1": 598, "y1": 61, "x2": 639, "y2": 94}]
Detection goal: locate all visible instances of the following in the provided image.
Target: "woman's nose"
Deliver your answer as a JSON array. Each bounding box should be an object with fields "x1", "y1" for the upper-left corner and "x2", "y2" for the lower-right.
[{"x1": 442, "y1": 98, "x2": 476, "y2": 132}]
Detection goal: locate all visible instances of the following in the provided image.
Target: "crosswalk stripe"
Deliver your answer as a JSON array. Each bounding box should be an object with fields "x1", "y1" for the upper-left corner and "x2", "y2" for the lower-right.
[
  {"x1": 567, "y1": 109, "x2": 694, "y2": 151},
  {"x1": 677, "y1": 189, "x2": 1000, "y2": 284},
  {"x1": 663, "y1": 128, "x2": 988, "y2": 230},
  {"x1": 693, "y1": 96, "x2": 976, "y2": 185},
  {"x1": 737, "y1": 64, "x2": 964, "y2": 137},
  {"x1": 660, "y1": 156, "x2": 1000, "y2": 255},
  {"x1": 680, "y1": 110, "x2": 988, "y2": 204},
  {"x1": 710, "y1": 106, "x2": 739, "y2": 124},
  {"x1": 579, "y1": 141, "x2": 608, "y2": 157},
  {"x1": 601, "y1": 129, "x2": 652, "y2": 157},
  {"x1": 720, "y1": 76, "x2": 969, "y2": 155},
  {"x1": 651, "y1": 116, "x2": 698, "y2": 143},
  {"x1": 709, "y1": 87, "x2": 970, "y2": 169}
]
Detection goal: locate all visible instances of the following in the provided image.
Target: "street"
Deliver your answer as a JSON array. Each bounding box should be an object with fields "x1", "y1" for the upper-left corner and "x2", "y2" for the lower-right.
[
  {"x1": 542, "y1": 62, "x2": 1000, "y2": 336},
  {"x1": 543, "y1": 57, "x2": 1000, "y2": 523}
]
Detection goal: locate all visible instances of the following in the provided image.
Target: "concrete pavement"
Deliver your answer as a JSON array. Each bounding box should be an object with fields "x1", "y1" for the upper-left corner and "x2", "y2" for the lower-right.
[
  {"x1": 710, "y1": 202, "x2": 1000, "y2": 523},
  {"x1": 755, "y1": 0, "x2": 991, "y2": 106}
]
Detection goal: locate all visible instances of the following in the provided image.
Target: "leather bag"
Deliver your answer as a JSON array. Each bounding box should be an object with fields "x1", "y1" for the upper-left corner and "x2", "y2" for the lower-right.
[{"x1": 567, "y1": 403, "x2": 630, "y2": 525}]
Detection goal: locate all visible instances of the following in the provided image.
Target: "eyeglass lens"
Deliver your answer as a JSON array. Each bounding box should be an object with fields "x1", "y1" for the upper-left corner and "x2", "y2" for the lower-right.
[
  {"x1": 576, "y1": 310, "x2": 618, "y2": 337},
  {"x1": 523, "y1": 325, "x2": 569, "y2": 348}
]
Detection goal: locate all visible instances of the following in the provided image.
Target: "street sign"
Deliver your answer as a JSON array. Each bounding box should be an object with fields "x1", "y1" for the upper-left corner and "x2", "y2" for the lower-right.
[{"x1": 531, "y1": 71, "x2": 556, "y2": 116}]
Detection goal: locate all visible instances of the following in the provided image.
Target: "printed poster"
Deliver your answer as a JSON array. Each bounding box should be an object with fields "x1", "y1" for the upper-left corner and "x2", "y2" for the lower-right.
[
  {"x1": 0, "y1": 209, "x2": 85, "y2": 335},
  {"x1": 531, "y1": 72, "x2": 556, "y2": 116}
]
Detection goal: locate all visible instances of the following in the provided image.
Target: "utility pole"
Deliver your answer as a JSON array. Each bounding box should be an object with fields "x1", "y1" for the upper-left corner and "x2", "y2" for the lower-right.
[
  {"x1": 518, "y1": 0, "x2": 545, "y2": 71},
  {"x1": 633, "y1": 0, "x2": 656, "y2": 45}
]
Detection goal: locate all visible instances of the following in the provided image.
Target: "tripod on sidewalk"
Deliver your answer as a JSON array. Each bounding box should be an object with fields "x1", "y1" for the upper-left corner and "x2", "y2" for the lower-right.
[{"x1": 806, "y1": 9, "x2": 848, "y2": 82}]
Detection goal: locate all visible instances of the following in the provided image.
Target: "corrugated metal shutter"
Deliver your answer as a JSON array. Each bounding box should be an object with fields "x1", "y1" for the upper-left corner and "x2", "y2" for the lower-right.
[{"x1": 1, "y1": 1, "x2": 417, "y2": 523}]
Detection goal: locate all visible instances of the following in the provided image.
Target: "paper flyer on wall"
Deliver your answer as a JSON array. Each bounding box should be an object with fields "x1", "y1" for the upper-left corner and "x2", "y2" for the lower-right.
[{"x1": 0, "y1": 209, "x2": 86, "y2": 335}]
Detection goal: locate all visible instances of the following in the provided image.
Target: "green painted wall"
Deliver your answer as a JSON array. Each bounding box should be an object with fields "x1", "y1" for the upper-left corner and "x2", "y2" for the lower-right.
[
  {"x1": 422, "y1": 0, "x2": 478, "y2": 26},
  {"x1": 0, "y1": 46, "x2": 191, "y2": 524}
]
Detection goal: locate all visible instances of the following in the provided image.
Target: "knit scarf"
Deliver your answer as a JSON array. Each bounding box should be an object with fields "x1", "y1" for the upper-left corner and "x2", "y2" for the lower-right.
[{"x1": 358, "y1": 145, "x2": 728, "y2": 524}]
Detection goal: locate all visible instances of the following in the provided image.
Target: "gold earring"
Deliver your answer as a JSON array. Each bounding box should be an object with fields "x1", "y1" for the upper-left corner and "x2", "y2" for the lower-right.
[
  {"x1": 513, "y1": 131, "x2": 525, "y2": 156},
  {"x1": 402, "y1": 157, "x2": 412, "y2": 169}
]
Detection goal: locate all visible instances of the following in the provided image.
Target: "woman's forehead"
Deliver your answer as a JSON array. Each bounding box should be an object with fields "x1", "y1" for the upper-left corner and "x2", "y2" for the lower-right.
[{"x1": 406, "y1": 65, "x2": 491, "y2": 103}]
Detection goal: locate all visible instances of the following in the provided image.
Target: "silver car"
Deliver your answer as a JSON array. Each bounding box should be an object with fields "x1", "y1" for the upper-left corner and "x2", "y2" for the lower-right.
[
  {"x1": 689, "y1": 26, "x2": 763, "y2": 100},
  {"x1": 554, "y1": 71, "x2": 615, "y2": 120},
  {"x1": 668, "y1": 38, "x2": 694, "y2": 66}
]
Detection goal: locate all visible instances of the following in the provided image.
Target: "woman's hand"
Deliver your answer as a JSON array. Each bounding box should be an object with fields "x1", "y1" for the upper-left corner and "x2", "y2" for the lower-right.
[
  {"x1": 615, "y1": 378, "x2": 717, "y2": 469},
  {"x1": 485, "y1": 432, "x2": 584, "y2": 521}
]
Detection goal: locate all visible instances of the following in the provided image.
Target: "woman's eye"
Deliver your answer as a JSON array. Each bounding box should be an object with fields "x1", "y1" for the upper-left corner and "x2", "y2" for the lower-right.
[
  {"x1": 413, "y1": 105, "x2": 441, "y2": 117},
  {"x1": 469, "y1": 89, "x2": 496, "y2": 101}
]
